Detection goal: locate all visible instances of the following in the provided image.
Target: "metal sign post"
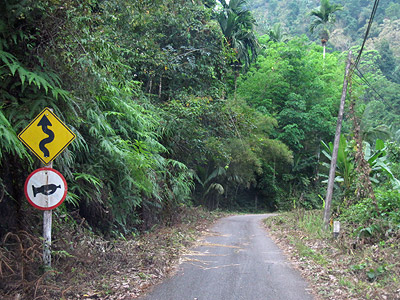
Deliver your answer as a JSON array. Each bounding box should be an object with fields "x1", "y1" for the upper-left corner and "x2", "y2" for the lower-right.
[
  {"x1": 19, "y1": 107, "x2": 74, "y2": 269},
  {"x1": 43, "y1": 210, "x2": 52, "y2": 268},
  {"x1": 44, "y1": 162, "x2": 53, "y2": 269},
  {"x1": 24, "y1": 164, "x2": 68, "y2": 268}
]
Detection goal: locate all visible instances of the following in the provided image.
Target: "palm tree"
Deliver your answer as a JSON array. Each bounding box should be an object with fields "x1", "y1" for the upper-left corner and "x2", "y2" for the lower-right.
[
  {"x1": 218, "y1": 0, "x2": 258, "y2": 70},
  {"x1": 309, "y1": 0, "x2": 343, "y2": 59},
  {"x1": 268, "y1": 23, "x2": 286, "y2": 43},
  {"x1": 217, "y1": 0, "x2": 259, "y2": 95}
]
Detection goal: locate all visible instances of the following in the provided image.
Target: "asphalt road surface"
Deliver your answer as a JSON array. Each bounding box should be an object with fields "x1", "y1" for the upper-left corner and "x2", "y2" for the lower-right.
[{"x1": 140, "y1": 214, "x2": 315, "y2": 300}]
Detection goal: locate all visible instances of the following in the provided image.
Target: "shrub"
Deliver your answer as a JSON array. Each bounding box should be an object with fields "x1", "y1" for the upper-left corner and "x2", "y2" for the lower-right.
[{"x1": 340, "y1": 188, "x2": 400, "y2": 239}]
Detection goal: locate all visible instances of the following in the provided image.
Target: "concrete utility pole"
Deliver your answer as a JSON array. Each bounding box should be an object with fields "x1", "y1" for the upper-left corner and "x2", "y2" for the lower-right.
[{"x1": 323, "y1": 50, "x2": 352, "y2": 229}]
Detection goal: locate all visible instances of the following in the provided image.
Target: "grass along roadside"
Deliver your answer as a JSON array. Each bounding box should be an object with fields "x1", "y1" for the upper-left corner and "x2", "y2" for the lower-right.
[{"x1": 263, "y1": 210, "x2": 400, "y2": 300}]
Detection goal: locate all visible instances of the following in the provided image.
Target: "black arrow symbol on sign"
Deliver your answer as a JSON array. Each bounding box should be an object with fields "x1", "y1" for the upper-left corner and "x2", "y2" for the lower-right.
[{"x1": 37, "y1": 115, "x2": 54, "y2": 158}]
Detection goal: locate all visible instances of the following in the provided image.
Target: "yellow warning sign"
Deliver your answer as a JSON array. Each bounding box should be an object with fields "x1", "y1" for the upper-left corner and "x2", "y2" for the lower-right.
[{"x1": 18, "y1": 107, "x2": 76, "y2": 165}]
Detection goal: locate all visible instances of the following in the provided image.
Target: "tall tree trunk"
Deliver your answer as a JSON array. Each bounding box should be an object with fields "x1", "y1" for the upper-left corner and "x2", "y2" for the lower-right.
[
  {"x1": 323, "y1": 50, "x2": 352, "y2": 229},
  {"x1": 322, "y1": 39, "x2": 327, "y2": 59},
  {"x1": 234, "y1": 70, "x2": 238, "y2": 100},
  {"x1": 148, "y1": 78, "x2": 153, "y2": 94},
  {"x1": 158, "y1": 75, "x2": 162, "y2": 99}
]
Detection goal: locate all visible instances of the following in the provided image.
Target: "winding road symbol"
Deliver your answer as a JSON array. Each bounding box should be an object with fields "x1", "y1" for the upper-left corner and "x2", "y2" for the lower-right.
[
  {"x1": 37, "y1": 115, "x2": 55, "y2": 158},
  {"x1": 18, "y1": 107, "x2": 76, "y2": 165}
]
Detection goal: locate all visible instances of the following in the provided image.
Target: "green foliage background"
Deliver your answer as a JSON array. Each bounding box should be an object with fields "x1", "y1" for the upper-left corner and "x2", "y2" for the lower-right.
[
  {"x1": 0, "y1": 0, "x2": 289, "y2": 236},
  {"x1": 1, "y1": 0, "x2": 400, "y2": 238}
]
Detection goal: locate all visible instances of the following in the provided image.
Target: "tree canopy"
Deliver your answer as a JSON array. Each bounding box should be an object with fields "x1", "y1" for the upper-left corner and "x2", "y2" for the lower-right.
[{"x1": 1, "y1": 0, "x2": 399, "y2": 236}]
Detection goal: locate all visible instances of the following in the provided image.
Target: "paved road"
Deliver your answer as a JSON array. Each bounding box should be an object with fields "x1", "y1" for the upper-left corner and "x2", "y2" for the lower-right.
[{"x1": 140, "y1": 214, "x2": 315, "y2": 300}]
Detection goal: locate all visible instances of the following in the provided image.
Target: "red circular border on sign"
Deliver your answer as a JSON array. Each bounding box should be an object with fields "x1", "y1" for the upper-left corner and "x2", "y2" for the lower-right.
[{"x1": 24, "y1": 167, "x2": 68, "y2": 211}]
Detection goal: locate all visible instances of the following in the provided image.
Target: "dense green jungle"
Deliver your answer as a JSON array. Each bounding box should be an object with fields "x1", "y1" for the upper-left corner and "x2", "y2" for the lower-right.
[
  {"x1": 1, "y1": 0, "x2": 400, "y2": 266},
  {"x1": 1, "y1": 0, "x2": 400, "y2": 236},
  {"x1": 1, "y1": 0, "x2": 400, "y2": 298}
]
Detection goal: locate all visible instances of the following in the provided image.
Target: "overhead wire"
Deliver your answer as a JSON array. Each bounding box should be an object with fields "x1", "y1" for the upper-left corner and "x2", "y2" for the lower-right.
[
  {"x1": 354, "y1": 66, "x2": 387, "y2": 103},
  {"x1": 351, "y1": 0, "x2": 381, "y2": 73},
  {"x1": 346, "y1": 0, "x2": 385, "y2": 104}
]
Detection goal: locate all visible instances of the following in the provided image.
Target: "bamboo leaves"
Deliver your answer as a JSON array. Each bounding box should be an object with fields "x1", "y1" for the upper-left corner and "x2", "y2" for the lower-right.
[
  {"x1": 0, "y1": 109, "x2": 31, "y2": 161},
  {"x1": 0, "y1": 50, "x2": 67, "y2": 99}
]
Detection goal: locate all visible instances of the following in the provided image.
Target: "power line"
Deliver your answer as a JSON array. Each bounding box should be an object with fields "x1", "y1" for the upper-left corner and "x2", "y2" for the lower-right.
[
  {"x1": 352, "y1": 68, "x2": 400, "y2": 129},
  {"x1": 354, "y1": 66, "x2": 387, "y2": 103},
  {"x1": 346, "y1": 0, "x2": 384, "y2": 105},
  {"x1": 351, "y1": 0, "x2": 380, "y2": 73}
]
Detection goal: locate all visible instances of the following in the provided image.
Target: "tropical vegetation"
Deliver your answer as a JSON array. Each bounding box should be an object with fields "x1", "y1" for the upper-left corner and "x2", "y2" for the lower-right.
[
  {"x1": 309, "y1": 0, "x2": 343, "y2": 58},
  {"x1": 1, "y1": 0, "x2": 400, "y2": 298}
]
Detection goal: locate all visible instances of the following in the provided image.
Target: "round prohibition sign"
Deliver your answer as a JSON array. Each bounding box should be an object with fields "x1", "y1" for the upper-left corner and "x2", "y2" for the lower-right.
[{"x1": 24, "y1": 167, "x2": 67, "y2": 210}]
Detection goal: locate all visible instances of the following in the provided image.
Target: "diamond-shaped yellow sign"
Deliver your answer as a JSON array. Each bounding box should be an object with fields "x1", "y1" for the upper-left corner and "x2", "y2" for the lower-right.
[{"x1": 18, "y1": 107, "x2": 76, "y2": 165}]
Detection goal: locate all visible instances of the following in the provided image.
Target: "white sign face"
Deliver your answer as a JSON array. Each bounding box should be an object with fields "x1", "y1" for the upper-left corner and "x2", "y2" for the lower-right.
[{"x1": 24, "y1": 168, "x2": 67, "y2": 210}]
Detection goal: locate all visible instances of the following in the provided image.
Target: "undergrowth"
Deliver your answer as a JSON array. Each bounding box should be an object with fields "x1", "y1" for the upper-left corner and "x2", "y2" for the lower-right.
[
  {"x1": 264, "y1": 209, "x2": 400, "y2": 300},
  {"x1": 0, "y1": 206, "x2": 221, "y2": 300}
]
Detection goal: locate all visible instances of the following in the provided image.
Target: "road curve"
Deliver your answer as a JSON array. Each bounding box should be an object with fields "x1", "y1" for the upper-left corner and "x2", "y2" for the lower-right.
[{"x1": 139, "y1": 214, "x2": 314, "y2": 300}]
